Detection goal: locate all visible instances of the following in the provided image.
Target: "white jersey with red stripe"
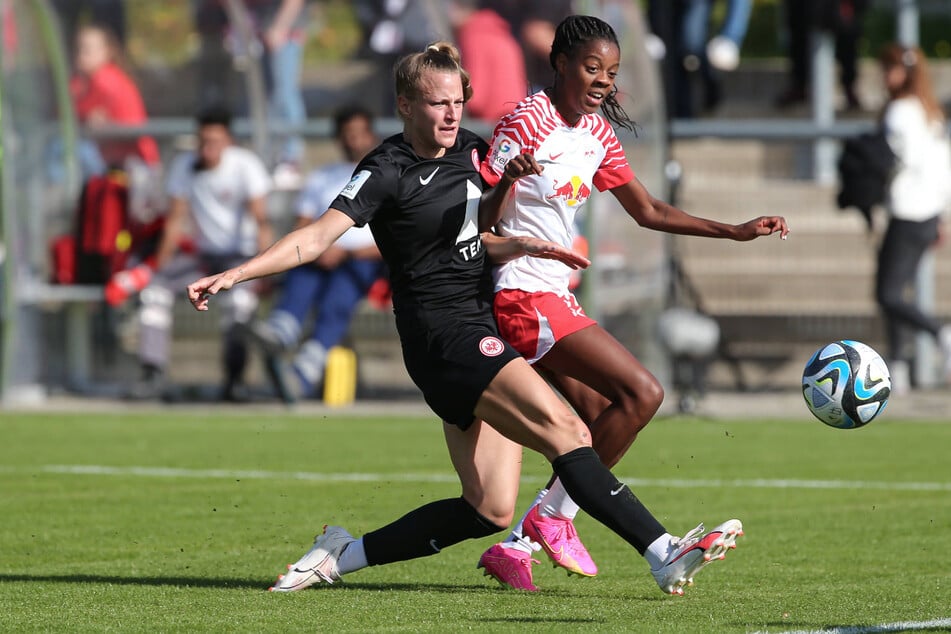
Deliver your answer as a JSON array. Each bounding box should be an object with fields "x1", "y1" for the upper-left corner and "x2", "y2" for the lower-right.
[{"x1": 480, "y1": 91, "x2": 634, "y2": 295}]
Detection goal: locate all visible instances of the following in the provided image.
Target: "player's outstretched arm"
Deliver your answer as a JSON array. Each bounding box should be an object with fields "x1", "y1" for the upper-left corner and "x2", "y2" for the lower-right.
[
  {"x1": 187, "y1": 209, "x2": 355, "y2": 311},
  {"x1": 611, "y1": 177, "x2": 790, "y2": 241},
  {"x1": 481, "y1": 232, "x2": 590, "y2": 269}
]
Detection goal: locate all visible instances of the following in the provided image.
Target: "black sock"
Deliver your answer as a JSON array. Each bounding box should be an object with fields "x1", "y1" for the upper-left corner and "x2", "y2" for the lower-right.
[
  {"x1": 363, "y1": 497, "x2": 505, "y2": 566},
  {"x1": 552, "y1": 447, "x2": 666, "y2": 554}
]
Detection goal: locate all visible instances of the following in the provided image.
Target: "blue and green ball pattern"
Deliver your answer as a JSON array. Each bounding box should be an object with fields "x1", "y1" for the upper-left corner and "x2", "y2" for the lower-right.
[{"x1": 802, "y1": 340, "x2": 891, "y2": 429}]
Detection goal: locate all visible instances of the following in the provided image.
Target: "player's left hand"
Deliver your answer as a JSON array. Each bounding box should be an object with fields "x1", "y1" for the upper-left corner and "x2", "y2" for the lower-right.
[
  {"x1": 519, "y1": 236, "x2": 591, "y2": 270},
  {"x1": 502, "y1": 152, "x2": 543, "y2": 183},
  {"x1": 734, "y1": 215, "x2": 789, "y2": 241}
]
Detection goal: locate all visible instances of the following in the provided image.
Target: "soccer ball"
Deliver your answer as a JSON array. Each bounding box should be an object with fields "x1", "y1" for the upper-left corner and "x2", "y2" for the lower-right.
[{"x1": 801, "y1": 340, "x2": 890, "y2": 429}]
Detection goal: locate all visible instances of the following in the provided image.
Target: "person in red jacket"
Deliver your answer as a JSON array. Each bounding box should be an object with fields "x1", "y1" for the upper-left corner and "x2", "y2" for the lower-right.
[
  {"x1": 448, "y1": 0, "x2": 528, "y2": 123},
  {"x1": 69, "y1": 23, "x2": 159, "y2": 171}
]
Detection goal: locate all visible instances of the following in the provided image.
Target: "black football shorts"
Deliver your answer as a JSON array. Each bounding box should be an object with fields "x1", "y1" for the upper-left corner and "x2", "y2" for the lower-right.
[{"x1": 398, "y1": 314, "x2": 521, "y2": 429}]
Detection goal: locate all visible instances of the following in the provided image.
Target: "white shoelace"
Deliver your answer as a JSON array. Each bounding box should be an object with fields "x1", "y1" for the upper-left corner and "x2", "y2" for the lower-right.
[{"x1": 669, "y1": 523, "x2": 705, "y2": 556}]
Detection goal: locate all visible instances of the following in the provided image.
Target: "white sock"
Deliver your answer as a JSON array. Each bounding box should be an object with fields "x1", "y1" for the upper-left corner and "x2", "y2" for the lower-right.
[
  {"x1": 539, "y1": 477, "x2": 580, "y2": 520},
  {"x1": 336, "y1": 536, "x2": 368, "y2": 575},
  {"x1": 644, "y1": 533, "x2": 674, "y2": 571},
  {"x1": 500, "y1": 488, "x2": 548, "y2": 553}
]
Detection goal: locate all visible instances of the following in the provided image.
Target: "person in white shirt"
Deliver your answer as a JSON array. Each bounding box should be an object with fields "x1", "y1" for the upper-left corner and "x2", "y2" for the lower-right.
[
  {"x1": 129, "y1": 106, "x2": 273, "y2": 401},
  {"x1": 477, "y1": 15, "x2": 788, "y2": 592},
  {"x1": 242, "y1": 105, "x2": 384, "y2": 402},
  {"x1": 875, "y1": 43, "x2": 951, "y2": 394}
]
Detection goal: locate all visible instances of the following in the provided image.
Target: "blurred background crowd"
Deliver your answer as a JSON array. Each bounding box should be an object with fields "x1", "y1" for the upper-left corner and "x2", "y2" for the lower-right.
[{"x1": 2, "y1": 0, "x2": 950, "y2": 409}]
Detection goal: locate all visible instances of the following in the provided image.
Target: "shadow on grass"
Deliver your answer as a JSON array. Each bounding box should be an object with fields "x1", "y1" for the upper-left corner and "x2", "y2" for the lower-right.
[
  {"x1": 478, "y1": 616, "x2": 602, "y2": 625},
  {"x1": 0, "y1": 573, "x2": 269, "y2": 590},
  {"x1": 752, "y1": 621, "x2": 951, "y2": 633},
  {"x1": 325, "y1": 581, "x2": 575, "y2": 596},
  {"x1": 0, "y1": 574, "x2": 564, "y2": 595}
]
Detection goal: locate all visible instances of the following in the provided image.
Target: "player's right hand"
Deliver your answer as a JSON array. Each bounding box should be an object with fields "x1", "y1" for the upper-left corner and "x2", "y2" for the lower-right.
[
  {"x1": 518, "y1": 236, "x2": 591, "y2": 270},
  {"x1": 187, "y1": 272, "x2": 236, "y2": 311}
]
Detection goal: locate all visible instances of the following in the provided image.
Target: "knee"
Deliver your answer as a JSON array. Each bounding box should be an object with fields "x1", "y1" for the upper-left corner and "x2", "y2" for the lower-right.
[
  {"x1": 558, "y1": 412, "x2": 597, "y2": 459},
  {"x1": 479, "y1": 506, "x2": 515, "y2": 531},
  {"x1": 532, "y1": 407, "x2": 593, "y2": 462},
  {"x1": 616, "y1": 373, "x2": 665, "y2": 429},
  {"x1": 462, "y1": 491, "x2": 516, "y2": 529},
  {"x1": 640, "y1": 376, "x2": 665, "y2": 420}
]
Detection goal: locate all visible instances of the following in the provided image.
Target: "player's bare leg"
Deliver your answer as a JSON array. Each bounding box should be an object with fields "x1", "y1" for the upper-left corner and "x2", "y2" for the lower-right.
[
  {"x1": 444, "y1": 420, "x2": 540, "y2": 591},
  {"x1": 488, "y1": 327, "x2": 662, "y2": 579}
]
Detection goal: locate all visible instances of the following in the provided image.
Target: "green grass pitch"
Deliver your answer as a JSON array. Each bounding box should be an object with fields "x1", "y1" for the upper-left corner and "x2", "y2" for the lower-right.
[{"x1": 1, "y1": 409, "x2": 949, "y2": 632}]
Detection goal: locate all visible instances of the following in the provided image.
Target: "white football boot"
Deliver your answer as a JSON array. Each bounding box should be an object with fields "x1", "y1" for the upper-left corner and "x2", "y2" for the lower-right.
[
  {"x1": 651, "y1": 519, "x2": 744, "y2": 595},
  {"x1": 269, "y1": 525, "x2": 355, "y2": 592}
]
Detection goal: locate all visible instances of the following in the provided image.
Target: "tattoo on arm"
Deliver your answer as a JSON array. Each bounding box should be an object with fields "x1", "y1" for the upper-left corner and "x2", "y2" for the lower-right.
[{"x1": 296, "y1": 245, "x2": 302, "y2": 264}]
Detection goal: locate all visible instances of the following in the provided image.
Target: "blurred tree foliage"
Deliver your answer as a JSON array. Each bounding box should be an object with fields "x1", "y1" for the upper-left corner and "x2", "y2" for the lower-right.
[
  {"x1": 640, "y1": 0, "x2": 951, "y2": 59},
  {"x1": 125, "y1": 1, "x2": 196, "y2": 67},
  {"x1": 122, "y1": 0, "x2": 951, "y2": 71},
  {"x1": 124, "y1": 0, "x2": 362, "y2": 70}
]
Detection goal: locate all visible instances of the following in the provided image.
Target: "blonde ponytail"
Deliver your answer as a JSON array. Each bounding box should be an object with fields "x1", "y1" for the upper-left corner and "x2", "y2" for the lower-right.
[{"x1": 394, "y1": 40, "x2": 473, "y2": 113}]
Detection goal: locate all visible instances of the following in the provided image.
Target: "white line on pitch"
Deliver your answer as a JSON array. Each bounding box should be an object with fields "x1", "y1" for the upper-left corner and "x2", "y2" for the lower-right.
[
  {"x1": 15, "y1": 465, "x2": 951, "y2": 491},
  {"x1": 752, "y1": 616, "x2": 951, "y2": 634}
]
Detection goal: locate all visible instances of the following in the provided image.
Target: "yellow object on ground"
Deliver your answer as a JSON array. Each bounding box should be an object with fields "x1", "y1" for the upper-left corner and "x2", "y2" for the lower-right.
[{"x1": 323, "y1": 346, "x2": 357, "y2": 406}]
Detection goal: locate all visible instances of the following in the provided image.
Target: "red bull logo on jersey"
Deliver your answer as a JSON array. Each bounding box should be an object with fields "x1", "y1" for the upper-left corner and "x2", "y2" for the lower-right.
[{"x1": 547, "y1": 176, "x2": 591, "y2": 207}]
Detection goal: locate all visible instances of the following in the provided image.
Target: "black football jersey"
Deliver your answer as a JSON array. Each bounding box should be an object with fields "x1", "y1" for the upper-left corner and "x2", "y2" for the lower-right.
[{"x1": 330, "y1": 129, "x2": 492, "y2": 314}]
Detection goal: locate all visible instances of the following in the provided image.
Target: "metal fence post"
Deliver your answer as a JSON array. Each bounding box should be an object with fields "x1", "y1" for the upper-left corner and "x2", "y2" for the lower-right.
[
  {"x1": 896, "y1": 0, "x2": 920, "y2": 47},
  {"x1": 222, "y1": 0, "x2": 269, "y2": 162},
  {"x1": 810, "y1": 29, "x2": 837, "y2": 185}
]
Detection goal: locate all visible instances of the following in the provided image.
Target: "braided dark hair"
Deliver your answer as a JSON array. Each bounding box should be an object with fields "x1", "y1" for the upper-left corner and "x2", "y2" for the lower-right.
[{"x1": 549, "y1": 15, "x2": 635, "y2": 132}]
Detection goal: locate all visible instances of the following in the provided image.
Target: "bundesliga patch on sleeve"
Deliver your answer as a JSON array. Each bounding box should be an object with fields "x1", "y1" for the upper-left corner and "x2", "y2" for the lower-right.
[
  {"x1": 340, "y1": 170, "x2": 371, "y2": 200},
  {"x1": 492, "y1": 136, "x2": 519, "y2": 169}
]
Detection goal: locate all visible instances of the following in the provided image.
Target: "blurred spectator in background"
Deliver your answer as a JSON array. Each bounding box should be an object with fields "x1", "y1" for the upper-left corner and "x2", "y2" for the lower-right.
[
  {"x1": 649, "y1": 0, "x2": 751, "y2": 117},
  {"x1": 190, "y1": 0, "x2": 310, "y2": 187},
  {"x1": 647, "y1": 0, "x2": 678, "y2": 121},
  {"x1": 69, "y1": 23, "x2": 159, "y2": 177},
  {"x1": 682, "y1": 0, "x2": 750, "y2": 115},
  {"x1": 696, "y1": 0, "x2": 750, "y2": 73},
  {"x1": 52, "y1": 0, "x2": 126, "y2": 50},
  {"x1": 776, "y1": 0, "x2": 868, "y2": 110},
  {"x1": 192, "y1": 0, "x2": 234, "y2": 110},
  {"x1": 242, "y1": 105, "x2": 383, "y2": 403},
  {"x1": 352, "y1": 0, "x2": 445, "y2": 115},
  {"x1": 127, "y1": 106, "x2": 274, "y2": 401},
  {"x1": 448, "y1": 0, "x2": 527, "y2": 123},
  {"x1": 483, "y1": 0, "x2": 572, "y2": 93},
  {"x1": 3, "y1": 0, "x2": 19, "y2": 68},
  {"x1": 244, "y1": 0, "x2": 310, "y2": 188},
  {"x1": 874, "y1": 44, "x2": 951, "y2": 394}
]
